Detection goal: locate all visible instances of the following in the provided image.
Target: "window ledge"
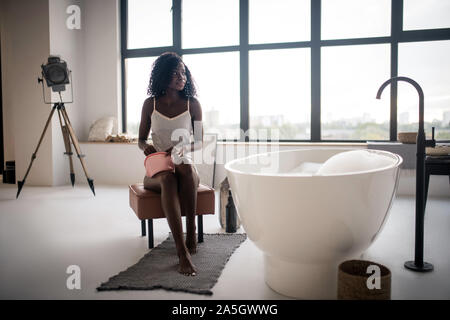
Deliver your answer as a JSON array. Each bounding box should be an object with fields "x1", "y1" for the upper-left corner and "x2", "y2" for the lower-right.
[
  {"x1": 218, "y1": 141, "x2": 367, "y2": 147},
  {"x1": 80, "y1": 141, "x2": 368, "y2": 147},
  {"x1": 80, "y1": 141, "x2": 138, "y2": 144}
]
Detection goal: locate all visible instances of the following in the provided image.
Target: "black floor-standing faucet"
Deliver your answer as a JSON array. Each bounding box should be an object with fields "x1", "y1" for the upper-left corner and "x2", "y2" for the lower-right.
[{"x1": 376, "y1": 76, "x2": 436, "y2": 272}]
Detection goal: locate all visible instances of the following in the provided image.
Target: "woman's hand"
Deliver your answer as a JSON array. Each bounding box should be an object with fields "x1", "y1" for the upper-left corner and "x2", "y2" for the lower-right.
[
  {"x1": 144, "y1": 144, "x2": 157, "y2": 156},
  {"x1": 166, "y1": 145, "x2": 184, "y2": 156},
  {"x1": 168, "y1": 144, "x2": 186, "y2": 165}
]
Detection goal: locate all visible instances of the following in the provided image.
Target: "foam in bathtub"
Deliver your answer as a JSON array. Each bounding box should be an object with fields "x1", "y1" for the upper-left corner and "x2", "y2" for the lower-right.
[
  {"x1": 288, "y1": 162, "x2": 323, "y2": 175},
  {"x1": 316, "y1": 150, "x2": 394, "y2": 175}
]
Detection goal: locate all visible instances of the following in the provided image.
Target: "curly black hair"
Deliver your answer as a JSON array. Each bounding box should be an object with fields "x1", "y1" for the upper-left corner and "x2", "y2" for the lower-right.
[{"x1": 147, "y1": 52, "x2": 197, "y2": 98}]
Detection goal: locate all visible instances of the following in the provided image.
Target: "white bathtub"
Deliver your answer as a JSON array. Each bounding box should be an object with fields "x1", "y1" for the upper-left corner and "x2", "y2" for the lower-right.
[{"x1": 225, "y1": 148, "x2": 402, "y2": 299}]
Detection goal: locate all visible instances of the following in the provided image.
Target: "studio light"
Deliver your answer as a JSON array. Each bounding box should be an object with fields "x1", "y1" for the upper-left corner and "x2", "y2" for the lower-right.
[
  {"x1": 16, "y1": 55, "x2": 95, "y2": 199},
  {"x1": 41, "y1": 55, "x2": 70, "y2": 92}
]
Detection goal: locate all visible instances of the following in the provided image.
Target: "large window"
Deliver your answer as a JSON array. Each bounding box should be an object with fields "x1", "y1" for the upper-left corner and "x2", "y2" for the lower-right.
[
  {"x1": 249, "y1": 0, "x2": 310, "y2": 44},
  {"x1": 249, "y1": 48, "x2": 311, "y2": 140},
  {"x1": 403, "y1": 0, "x2": 450, "y2": 31},
  {"x1": 398, "y1": 40, "x2": 450, "y2": 140},
  {"x1": 127, "y1": 0, "x2": 172, "y2": 49},
  {"x1": 121, "y1": 0, "x2": 450, "y2": 142},
  {"x1": 321, "y1": 44, "x2": 390, "y2": 140},
  {"x1": 183, "y1": 52, "x2": 241, "y2": 139},
  {"x1": 125, "y1": 57, "x2": 157, "y2": 135},
  {"x1": 182, "y1": 0, "x2": 240, "y2": 49},
  {"x1": 321, "y1": 0, "x2": 391, "y2": 40}
]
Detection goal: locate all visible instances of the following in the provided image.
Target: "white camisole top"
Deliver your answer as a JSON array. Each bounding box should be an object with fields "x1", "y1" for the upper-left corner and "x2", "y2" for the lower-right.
[{"x1": 150, "y1": 97, "x2": 193, "y2": 161}]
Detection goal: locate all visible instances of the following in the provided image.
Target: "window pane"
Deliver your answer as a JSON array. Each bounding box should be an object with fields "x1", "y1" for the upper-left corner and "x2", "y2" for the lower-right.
[
  {"x1": 127, "y1": 0, "x2": 172, "y2": 49},
  {"x1": 398, "y1": 40, "x2": 450, "y2": 140},
  {"x1": 322, "y1": 0, "x2": 391, "y2": 40},
  {"x1": 125, "y1": 57, "x2": 157, "y2": 136},
  {"x1": 404, "y1": 0, "x2": 450, "y2": 30},
  {"x1": 321, "y1": 44, "x2": 390, "y2": 140},
  {"x1": 249, "y1": 48, "x2": 311, "y2": 140},
  {"x1": 182, "y1": 52, "x2": 241, "y2": 140},
  {"x1": 182, "y1": 0, "x2": 239, "y2": 49},
  {"x1": 249, "y1": 0, "x2": 310, "y2": 44}
]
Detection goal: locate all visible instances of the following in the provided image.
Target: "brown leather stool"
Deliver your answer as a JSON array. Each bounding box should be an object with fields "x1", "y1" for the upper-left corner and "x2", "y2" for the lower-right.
[{"x1": 129, "y1": 183, "x2": 215, "y2": 248}]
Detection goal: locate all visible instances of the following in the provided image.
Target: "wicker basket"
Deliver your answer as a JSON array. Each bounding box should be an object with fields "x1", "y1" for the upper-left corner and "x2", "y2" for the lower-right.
[
  {"x1": 398, "y1": 132, "x2": 417, "y2": 144},
  {"x1": 337, "y1": 260, "x2": 391, "y2": 300}
]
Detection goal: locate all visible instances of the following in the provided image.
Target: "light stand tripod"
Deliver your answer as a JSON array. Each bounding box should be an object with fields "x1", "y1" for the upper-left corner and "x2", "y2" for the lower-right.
[{"x1": 16, "y1": 73, "x2": 95, "y2": 198}]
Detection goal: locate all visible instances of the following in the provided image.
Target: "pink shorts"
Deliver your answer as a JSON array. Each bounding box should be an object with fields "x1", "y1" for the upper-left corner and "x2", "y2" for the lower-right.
[{"x1": 144, "y1": 152, "x2": 175, "y2": 178}]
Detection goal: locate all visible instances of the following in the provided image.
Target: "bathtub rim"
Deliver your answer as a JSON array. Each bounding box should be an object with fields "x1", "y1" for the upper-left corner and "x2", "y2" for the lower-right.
[{"x1": 224, "y1": 148, "x2": 403, "y2": 178}]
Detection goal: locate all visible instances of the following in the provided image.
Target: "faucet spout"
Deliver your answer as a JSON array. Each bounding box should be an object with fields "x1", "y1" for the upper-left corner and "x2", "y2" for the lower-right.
[{"x1": 376, "y1": 76, "x2": 424, "y2": 133}]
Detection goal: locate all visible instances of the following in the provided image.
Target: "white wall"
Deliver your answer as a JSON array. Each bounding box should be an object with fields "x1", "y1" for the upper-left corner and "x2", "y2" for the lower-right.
[
  {"x1": 49, "y1": 0, "x2": 86, "y2": 185},
  {"x1": 1, "y1": 0, "x2": 120, "y2": 186},
  {"x1": 0, "y1": 6, "x2": 14, "y2": 167},
  {"x1": 83, "y1": 0, "x2": 121, "y2": 140},
  {"x1": 47, "y1": 0, "x2": 121, "y2": 184},
  {"x1": 1, "y1": 0, "x2": 54, "y2": 186}
]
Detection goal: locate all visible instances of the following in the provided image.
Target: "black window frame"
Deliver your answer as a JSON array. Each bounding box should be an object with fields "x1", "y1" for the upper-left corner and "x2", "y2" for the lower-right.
[{"x1": 120, "y1": 0, "x2": 450, "y2": 142}]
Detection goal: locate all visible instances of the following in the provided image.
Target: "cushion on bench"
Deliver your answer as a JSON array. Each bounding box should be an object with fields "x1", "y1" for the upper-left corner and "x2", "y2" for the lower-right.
[{"x1": 129, "y1": 183, "x2": 215, "y2": 220}]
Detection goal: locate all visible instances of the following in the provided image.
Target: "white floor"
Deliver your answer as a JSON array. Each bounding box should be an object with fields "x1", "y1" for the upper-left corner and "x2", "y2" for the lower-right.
[{"x1": 0, "y1": 183, "x2": 449, "y2": 300}]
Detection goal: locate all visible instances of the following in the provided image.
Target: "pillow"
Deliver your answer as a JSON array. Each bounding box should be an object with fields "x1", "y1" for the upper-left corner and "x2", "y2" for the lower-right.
[
  {"x1": 88, "y1": 117, "x2": 115, "y2": 141},
  {"x1": 316, "y1": 150, "x2": 395, "y2": 175}
]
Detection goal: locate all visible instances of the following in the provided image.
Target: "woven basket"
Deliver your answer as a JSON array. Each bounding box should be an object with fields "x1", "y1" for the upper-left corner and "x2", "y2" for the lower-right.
[
  {"x1": 337, "y1": 260, "x2": 391, "y2": 300},
  {"x1": 398, "y1": 132, "x2": 417, "y2": 144}
]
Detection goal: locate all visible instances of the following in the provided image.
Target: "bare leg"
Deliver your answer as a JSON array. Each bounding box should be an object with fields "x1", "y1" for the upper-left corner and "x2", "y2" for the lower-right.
[
  {"x1": 144, "y1": 172, "x2": 196, "y2": 276},
  {"x1": 175, "y1": 164, "x2": 200, "y2": 254}
]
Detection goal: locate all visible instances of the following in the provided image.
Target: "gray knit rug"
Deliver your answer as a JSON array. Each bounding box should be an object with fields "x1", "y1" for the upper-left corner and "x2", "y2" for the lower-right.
[{"x1": 97, "y1": 233, "x2": 247, "y2": 295}]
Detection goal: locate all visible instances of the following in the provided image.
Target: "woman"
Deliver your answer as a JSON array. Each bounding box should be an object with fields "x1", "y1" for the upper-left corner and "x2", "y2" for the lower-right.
[{"x1": 138, "y1": 52, "x2": 203, "y2": 276}]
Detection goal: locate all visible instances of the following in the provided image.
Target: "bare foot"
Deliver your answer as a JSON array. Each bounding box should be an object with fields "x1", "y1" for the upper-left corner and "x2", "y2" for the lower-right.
[
  {"x1": 178, "y1": 252, "x2": 197, "y2": 276},
  {"x1": 186, "y1": 235, "x2": 197, "y2": 254}
]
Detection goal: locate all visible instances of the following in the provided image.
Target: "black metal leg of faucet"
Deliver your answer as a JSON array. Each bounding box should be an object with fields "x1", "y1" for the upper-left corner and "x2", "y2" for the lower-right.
[
  {"x1": 424, "y1": 168, "x2": 431, "y2": 212},
  {"x1": 404, "y1": 219, "x2": 433, "y2": 272},
  {"x1": 404, "y1": 147, "x2": 433, "y2": 272}
]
